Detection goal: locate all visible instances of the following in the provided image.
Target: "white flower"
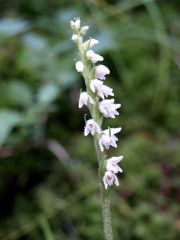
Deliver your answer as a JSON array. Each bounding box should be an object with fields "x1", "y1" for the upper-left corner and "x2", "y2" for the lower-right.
[
  {"x1": 83, "y1": 38, "x2": 99, "y2": 49},
  {"x1": 99, "y1": 127, "x2": 121, "y2": 151},
  {"x1": 84, "y1": 119, "x2": 101, "y2": 136},
  {"x1": 103, "y1": 171, "x2": 119, "y2": 189},
  {"x1": 106, "y1": 156, "x2": 123, "y2": 173},
  {"x1": 80, "y1": 26, "x2": 89, "y2": 35},
  {"x1": 90, "y1": 79, "x2": 114, "y2": 99},
  {"x1": 90, "y1": 79, "x2": 103, "y2": 92},
  {"x1": 71, "y1": 34, "x2": 80, "y2": 43},
  {"x1": 95, "y1": 65, "x2": 110, "y2": 80},
  {"x1": 99, "y1": 99, "x2": 121, "y2": 118},
  {"x1": 79, "y1": 92, "x2": 94, "y2": 108},
  {"x1": 75, "y1": 61, "x2": 84, "y2": 72},
  {"x1": 70, "y1": 18, "x2": 80, "y2": 29},
  {"x1": 86, "y1": 50, "x2": 104, "y2": 64}
]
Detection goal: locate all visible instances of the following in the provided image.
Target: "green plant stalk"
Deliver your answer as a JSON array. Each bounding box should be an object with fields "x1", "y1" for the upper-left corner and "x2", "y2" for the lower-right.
[
  {"x1": 77, "y1": 39, "x2": 113, "y2": 240},
  {"x1": 100, "y1": 185, "x2": 113, "y2": 240},
  {"x1": 94, "y1": 122, "x2": 113, "y2": 240}
]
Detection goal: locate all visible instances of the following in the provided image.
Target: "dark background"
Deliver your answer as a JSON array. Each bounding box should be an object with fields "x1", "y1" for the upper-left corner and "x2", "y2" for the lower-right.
[{"x1": 0, "y1": 0, "x2": 180, "y2": 239}]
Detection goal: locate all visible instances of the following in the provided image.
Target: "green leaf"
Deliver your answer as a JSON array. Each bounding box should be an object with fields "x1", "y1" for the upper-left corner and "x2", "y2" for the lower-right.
[
  {"x1": 0, "y1": 110, "x2": 22, "y2": 146},
  {"x1": 4, "y1": 81, "x2": 33, "y2": 107},
  {"x1": 37, "y1": 83, "x2": 59, "y2": 104}
]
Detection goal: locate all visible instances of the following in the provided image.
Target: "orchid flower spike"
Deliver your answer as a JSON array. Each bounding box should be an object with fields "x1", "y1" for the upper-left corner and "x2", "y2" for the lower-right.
[{"x1": 71, "y1": 18, "x2": 124, "y2": 192}]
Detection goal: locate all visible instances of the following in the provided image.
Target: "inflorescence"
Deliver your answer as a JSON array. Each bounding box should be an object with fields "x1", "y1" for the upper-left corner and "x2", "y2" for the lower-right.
[{"x1": 70, "y1": 18, "x2": 123, "y2": 189}]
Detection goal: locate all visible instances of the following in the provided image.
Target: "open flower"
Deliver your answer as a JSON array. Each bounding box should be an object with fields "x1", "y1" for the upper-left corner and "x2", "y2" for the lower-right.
[
  {"x1": 86, "y1": 50, "x2": 104, "y2": 64},
  {"x1": 95, "y1": 64, "x2": 110, "y2": 80},
  {"x1": 84, "y1": 119, "x2": 101, "y2": 136},
  {"x1": 79, "y1": 92, "x2": 94, "y2": 108},
  {"x1": 90, "y1": 79, "x2": 114, "y2": 99},
  {"x1": 99, "y1": 99, "x2": 121, "y2": 118},
  {"x1": 103, "y1": 171, "x2": 119, "y2": 189},
  {"x1": 99, "y1": 127, "x2": 121, "y2": 151},
  {"x1": 106, "y1": 156, "x2": 123, "y2": 173}
]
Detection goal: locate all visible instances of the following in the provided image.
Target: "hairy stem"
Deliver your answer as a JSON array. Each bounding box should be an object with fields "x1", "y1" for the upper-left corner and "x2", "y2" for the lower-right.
[
  {"x1": 100, "y1": 185, "x2": 113, "y2": 240},
  {"x1": 94, "y1": 135, "x2": 113, "y2": 240},
  {"x1": 77, "y1": 33, "x2": 114, "y2": 240}
]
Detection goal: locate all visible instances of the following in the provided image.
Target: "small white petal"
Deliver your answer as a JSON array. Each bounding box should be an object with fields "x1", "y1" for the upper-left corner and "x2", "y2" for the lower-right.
[
  {"x1": 76, "y1": 61, "x2": 84, "y2": 72},
  {"x1": 70, "y1": 20, "x2": 75, "y2": 28},
  {"x1": 83, "y1": 38, "x2": 99, "y2": 49},
  {"x1": 104, "y1": 127, "x2": 121, "y2": 136},
  {"x1": 74, "y1": 19, "x2": 80, "y2": 29},
  {"x1": 99, "y1": 139, "x2": 104, "y2": 152},
  {"x1": 114, "y1": 175, "x2": 119, "y2": 186},
  {"x1": 103, "y1": 175, "x2": 108, "y2": 189},
  {"x1": 80, "y1": 26, "x2": 89, "y2": 35},
  {"x1": 84, "y1": 126, "x2": 90, "y2": 136}
]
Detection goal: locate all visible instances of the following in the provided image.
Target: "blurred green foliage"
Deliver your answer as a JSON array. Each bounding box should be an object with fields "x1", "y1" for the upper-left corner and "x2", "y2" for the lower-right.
[{"x1": 0, "y1": 0, "x2": 180, "y2": 239}]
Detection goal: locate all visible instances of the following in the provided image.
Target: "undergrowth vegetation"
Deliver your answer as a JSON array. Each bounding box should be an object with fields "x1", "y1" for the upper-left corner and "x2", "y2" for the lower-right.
[{"x1": 0, "y1": 0, "x2": 180, "y2": 239}]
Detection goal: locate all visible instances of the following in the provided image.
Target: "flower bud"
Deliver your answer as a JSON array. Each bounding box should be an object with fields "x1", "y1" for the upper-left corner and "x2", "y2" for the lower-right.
[
  {"x1": 75, "y1": 61, "x2": 84, "y2": 72},
  {"x1": 70, "y1": 18, "x2": 80, "y2": 30},
  {"x1": 72, "y1": 34, "x2": 79, "y2": 43}
]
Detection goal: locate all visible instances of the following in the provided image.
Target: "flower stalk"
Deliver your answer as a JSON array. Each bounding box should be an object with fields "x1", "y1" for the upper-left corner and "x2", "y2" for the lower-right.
[{"x1": 70, "y1": 18, "x2": 123, "y2": 240}]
